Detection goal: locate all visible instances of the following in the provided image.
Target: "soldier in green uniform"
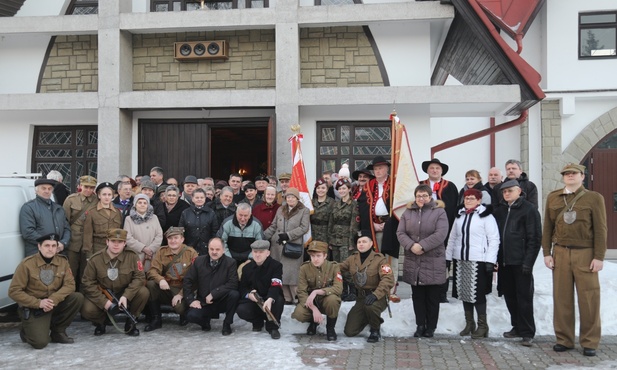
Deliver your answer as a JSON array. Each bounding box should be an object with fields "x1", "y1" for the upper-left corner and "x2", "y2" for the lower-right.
[
  {"x1": 62, "y1": 175, "x2": 98, "y2": 289},
  {"x1": 9, "y1": 234, "x2": 84, "y2": 349},
  {"x1": 144, "y1": 227, "x2": 198, "y2": 331},
  {"x1": 81, "y1": 228, "x2": 149, "y2": 336},
  {"x1": 340, "y1": 230, "x2": 394, "y2": 343},
  {"x1": 291, "y1": 241, "x2": 342, "y2": 341}
]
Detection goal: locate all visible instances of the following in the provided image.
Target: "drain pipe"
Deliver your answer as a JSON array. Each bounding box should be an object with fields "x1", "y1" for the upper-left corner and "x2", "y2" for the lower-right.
[{"x1": 431, "y1": 110, "x2": 528, "y2": 158}]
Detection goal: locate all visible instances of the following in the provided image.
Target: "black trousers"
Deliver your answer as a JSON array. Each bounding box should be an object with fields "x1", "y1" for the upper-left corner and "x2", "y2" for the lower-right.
[
  {"x1": 236, "y1": 295, "x2": 284, "y2": 331},
  {"x1": 411, "y1": 284, "x2": 441, "y2": 330},
  {"x1": 499, "y1": 265, "x2": 536, "y2": 338},
  {"x1": 187, "y1": 290, "x2": 240, "y2": 326}
]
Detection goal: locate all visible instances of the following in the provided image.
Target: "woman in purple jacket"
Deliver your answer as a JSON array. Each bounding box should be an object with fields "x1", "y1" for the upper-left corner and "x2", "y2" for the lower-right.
[{"x1": 396, "y1": 184, "x2": 449, "y2": 338}]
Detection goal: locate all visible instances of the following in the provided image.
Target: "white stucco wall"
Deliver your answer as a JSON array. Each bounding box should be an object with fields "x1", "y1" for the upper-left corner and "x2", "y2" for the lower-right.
[{"x1": 0, "y1": 122, "x2": 31, "y2": 175}]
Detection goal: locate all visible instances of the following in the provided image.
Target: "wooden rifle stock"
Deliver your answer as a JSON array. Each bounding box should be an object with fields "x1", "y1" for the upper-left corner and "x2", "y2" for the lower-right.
[{"x1": 253, "y1": 292, "x2": 280, "y2": 328}]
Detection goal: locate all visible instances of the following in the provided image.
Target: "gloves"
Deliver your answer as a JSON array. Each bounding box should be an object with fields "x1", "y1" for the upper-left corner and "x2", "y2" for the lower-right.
[
  {"x1": 277, "y1": 233, "x2": 289, "y2": 244},
  {"x1": 521, "y1": 265, "x2": 532, "y2": 276},
  {"x1": 364, "y1": 293, "x2": 377, "y2": 306},
  {"x1": 446, "y1": 260, "x2": 451, "y2": 270},
  {"x1": 485, "y1": 263, "x2": 495, "y2": 273}
]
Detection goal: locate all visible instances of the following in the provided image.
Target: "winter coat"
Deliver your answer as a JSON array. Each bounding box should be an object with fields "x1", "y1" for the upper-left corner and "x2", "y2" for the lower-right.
[
  {"x1": 420, "y1": 178, "x2": 459, "y2": 229},
  {"x1": 457, "y1": 182, "x2": 492, "y2": 206},
  {"x1": 19, "y1": 195, "x2": 71, "y2": 256},
  {"x1": 207, "y1": 198, "x2": 237, "y2": 226},
  {"x1": 239, "y1": 256, "x2": 283, "y2": 301},
  {"x1": 446, "y1": 204, "x2": 500, "y2": 264},
  {"x1": 397, "y1": 199, "x2": 449, "y2": 286},
  {"x1": 492, "y1": 172, "x2": 538, "y2": 208},
  {"x1": 217, "y1": 215, "x2": 264, "y2": 263},
  {"x1": 328, "y1": 197, "x2": 359, "y2": 248},
  {"x1": 310, "y1": 197, "x2": 334, "y2": 244},
  {"x1": 264, "y1": 202, "x2": 310, "y2": 285},
  {"x1": 494, "y1": 196, "x2": 542, "y2": 267},
  {"x1": 124, "y1": 206, "x2": 163, "y2": 270},
  {"x1": 179, "y1": 204, "x2": 220, "y2": 256},
  {"x1": 252, "y1": 202, "x2": 280, "y2": 231},
  {"x1": 162, "y1": 200, "x2": 190, "y2": 236},
  {"x1": 112, "y1": 195, "x2": 133, "y2": 228},
  {"x1": 183, "y1": 254, "x2": 238, "y2": 305}
]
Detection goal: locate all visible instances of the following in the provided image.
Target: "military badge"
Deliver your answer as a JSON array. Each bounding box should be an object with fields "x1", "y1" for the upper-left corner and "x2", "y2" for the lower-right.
[
  {"x1": 355, "y1": 266, "x2": 368, "y2": 287},
  {"x1": 137, "y1": 260, "x2": 144, "y2": 271},
  {"x1": 169, "y1": 263, "x2": 184, "y2": 279},
  {"x1": 563, "y1": 210, "x2": 576, "y2": 224},
  {"x1": 107, "y1": 268, "x2": 119, "y2": 281},
  {"x1": 336, "y1": 272, "x2": 343, "y2": 282},
  {"x1": 39, "y1": 269, "x2": 55, "y2": 286}
]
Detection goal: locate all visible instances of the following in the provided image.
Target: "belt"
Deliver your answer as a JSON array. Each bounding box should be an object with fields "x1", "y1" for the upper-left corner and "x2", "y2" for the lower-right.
[{"x1": 555, "y1": 244, "x2": 585, "y2": 249}]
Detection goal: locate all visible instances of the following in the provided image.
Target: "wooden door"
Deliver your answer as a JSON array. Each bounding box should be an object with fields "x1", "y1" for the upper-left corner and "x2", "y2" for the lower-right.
[{"x1": 588, "y1": 149, "x2": 617, "y2": 249}]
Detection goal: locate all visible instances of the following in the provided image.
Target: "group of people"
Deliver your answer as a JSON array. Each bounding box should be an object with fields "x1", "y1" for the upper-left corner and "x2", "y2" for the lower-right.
[{"x1": 12, "y1": 156, "x2": 607, "y2": 357}]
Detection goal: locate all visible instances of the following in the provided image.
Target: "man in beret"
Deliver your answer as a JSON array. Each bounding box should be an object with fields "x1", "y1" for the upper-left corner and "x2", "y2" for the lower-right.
[
  {"x1": 236, "y1": 240, "x2": 284, "y2": 339},
  {"x1": 145, "y1": 227, "x2": 198, "y2": 331},
  {"x1": 20, "y1": 178, "x2": 71, "y2": 256},
  {"x1": 63, "y1": 175, "x2": 98, "y2": 289},
  {"x1": 292, "y1": 241, "x2": 342, "y2": 341},
  {"x1": 542, "y1": 164, "x2": 607, "y2": 357},
  {"x1": 81, "y1": 229, "x2": 149, "y2": 336},
  {"x1": 493, "y1": 180, "x2": 542, "y2": 347},
  {"x1": 9, "y1": 234, "x2": 83, "y2": 349}
]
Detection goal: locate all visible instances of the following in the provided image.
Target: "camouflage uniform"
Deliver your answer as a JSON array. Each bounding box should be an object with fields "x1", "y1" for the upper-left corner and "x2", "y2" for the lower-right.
[
  {"x1": 310, "y1": 197, "x2": 334, "y2": 244},
  {"x1": 328, "y1": 198, "x2": 359, "y2": 262}
]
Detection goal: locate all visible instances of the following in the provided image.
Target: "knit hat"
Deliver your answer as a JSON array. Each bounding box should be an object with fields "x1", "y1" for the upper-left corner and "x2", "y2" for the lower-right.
[
  {"x1": 286, "y1": 187, "x2": 300, "y2": 199},
  {"x1": 134, "y1": 193, "x2": 151, "y2": 205},
  {"x1": 338, "y1": 164, "x2": 350, "y2": 179}
]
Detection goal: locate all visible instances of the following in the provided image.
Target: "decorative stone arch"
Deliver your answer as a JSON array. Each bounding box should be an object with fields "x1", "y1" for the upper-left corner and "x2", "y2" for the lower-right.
[{"x1": 541, "y1": 101, "x2": 617, "y2": 200}]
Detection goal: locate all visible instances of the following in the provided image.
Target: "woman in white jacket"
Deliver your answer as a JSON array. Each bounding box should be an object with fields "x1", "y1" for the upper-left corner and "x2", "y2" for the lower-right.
[
  {"x1": 124, "y1": 193, "x2": 163, "y2": 271},
  {"x1": 446, "y1": 188, "x2": 499, "y2": 340}
]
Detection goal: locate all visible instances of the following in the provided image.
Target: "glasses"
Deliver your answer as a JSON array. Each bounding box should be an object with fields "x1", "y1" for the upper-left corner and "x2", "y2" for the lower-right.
[
  {"x1": 416, "y1": 194, "x2": 430, "y2": 199},
  {"x1": 464, "y1": 197, "x2": 477, "y2": 201}
]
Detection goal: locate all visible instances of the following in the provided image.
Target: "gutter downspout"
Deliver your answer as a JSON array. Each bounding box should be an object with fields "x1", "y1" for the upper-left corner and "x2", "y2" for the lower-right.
[{"x1": 431, "y1": 110, "x2": 528, "y2": 158}]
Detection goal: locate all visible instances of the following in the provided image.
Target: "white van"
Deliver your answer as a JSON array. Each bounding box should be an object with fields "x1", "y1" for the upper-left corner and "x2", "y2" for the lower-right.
[{"x1": 0, "y1": 176, "x2": 37, "y2": 309}]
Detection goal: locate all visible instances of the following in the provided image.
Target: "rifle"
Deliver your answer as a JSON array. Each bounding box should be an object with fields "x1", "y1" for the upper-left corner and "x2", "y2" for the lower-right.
[
  {"x1": 99, "y1": 286, "x2": 139, "y2": 326},
  {"x1": 253, "y1": 292, "x2": 280, "y2": 328}
]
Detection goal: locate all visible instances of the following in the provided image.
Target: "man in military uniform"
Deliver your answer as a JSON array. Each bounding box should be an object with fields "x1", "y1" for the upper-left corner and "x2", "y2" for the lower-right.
[
  {"x1": 340, "y1": 231, "x2": 394, "y2": 343},
  {"x1": 236, "y1": 240, "x2": 284, "y2": 340},
  {"x1": 144, "y1": 227, "x2": 198, "y2": 331},
  {"x1": 291, "y1": 241, "x2": 342, "y2": 341},
  {"x1": 9, "y1": 234, "x2": 83, "y2": 349},
  {"x1": 80, "y1": 229, "x2": 149, "y2": 336},
  {"x1": 63, "y1": 175, "x2": 98, "y2": 289},
  {"x1": 183, "y1": 237, "x2": 239, "y2": 336},
  {"x1": 542, "y1": 164, "x2": 607, "y2": 357},
  {"x1": 276, "y1": 172, "x2": 291, "y2": 205}
]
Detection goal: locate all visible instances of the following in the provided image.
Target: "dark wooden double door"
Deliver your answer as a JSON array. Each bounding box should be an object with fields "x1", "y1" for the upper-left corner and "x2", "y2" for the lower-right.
[{"x1": 585, "y1": 149, "x2": 617, "y2": 250}]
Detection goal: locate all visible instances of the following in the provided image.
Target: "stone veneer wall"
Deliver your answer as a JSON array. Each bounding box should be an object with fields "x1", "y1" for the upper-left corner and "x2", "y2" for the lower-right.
[
  {"x1": 300, "y1": 26, "x2": 384, "y2": 87},
  {"x1": 39, "y1": 35, "x2": 98, "y2": 93},
  {"x1": 133, "y1": 30, "x2": 276, "y2": 90}
]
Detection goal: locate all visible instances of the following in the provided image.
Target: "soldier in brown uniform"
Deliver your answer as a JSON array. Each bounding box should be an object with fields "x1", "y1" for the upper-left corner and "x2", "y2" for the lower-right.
[
  {"x1": 81, "y1": 229, "x2": 149, "y2": 336},
  {"x1": 276, "y1": 172, "x2": 291, "y2": 205},
  {"x1": 63, "y1": 175, "x2": 98, "y2": 289},
  {"x1": 291, "y1": 241, "x2": 343, "y2": 341},
  {"x1": 144, "y1": 227, "x2": 198, "y2": 331},
  {"x1": 340, "y1": 231, "x2": 394, "y2": 342},
  {"x1": 83, "y1": 182, "x2": 123, "y2": 254},
  {"x1": 9, "y1": 234, "x2": 84, "y2": 349}
]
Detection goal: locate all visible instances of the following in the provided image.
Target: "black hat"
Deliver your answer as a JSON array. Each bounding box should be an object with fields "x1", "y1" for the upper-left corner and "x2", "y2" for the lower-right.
[
  {"x1": 34, "y1": 178, "x2": 56, "y2": 187},
  {"x1": 357, "y1": 229, "x2": 373, "y2": 241},
  {"x1": 243, "y1": 182, "x2": 256, "y2": 191},
  {"x1": 254, "y1": 175, "x2": 268, "y2": 183},
  {"x1": 352, "y1": 168, "x2": 375, "y2": 181},
  {"x1": 421, "y1": 158, "x2": 449, "y2": 176},
  {"x1": 366, "y1": 156, "x2": 391, "y2": 170},
  {"x1": 96, "y1": 182, "x2": 115, "y2": 193},
  {"x1": 36, "y1": 233, "x2": 60, "y2": 244}
]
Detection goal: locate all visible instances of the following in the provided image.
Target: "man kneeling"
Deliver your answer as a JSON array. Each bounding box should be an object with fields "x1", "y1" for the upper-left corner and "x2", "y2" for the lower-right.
[
  {"x1": 291, "y1": 241, "x2": 342, "y2": 341},
  {"x1": 236, "y1": 240, "x2": 284, "y2": 339}
]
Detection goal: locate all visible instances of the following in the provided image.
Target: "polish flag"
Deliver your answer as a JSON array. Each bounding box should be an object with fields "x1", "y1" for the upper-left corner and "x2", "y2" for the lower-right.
[
  {"x1": 390, "y1": 113, "x2": 420, "y2": 220},
  {"x1": 289, "y1": 132, "x2": 313, "y2": 245}
]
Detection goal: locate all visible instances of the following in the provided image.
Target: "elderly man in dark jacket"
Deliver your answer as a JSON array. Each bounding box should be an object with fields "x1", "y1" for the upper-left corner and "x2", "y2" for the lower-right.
[
  {"x1": 183, "y1": 237, "x2": 239, "y2": 335},
  {"x1": 208, "y1": 186, "x2": 237, "y2": 225},
  {"x1": 494, "y1": 180, "x2": 542, "y2": 347},
  {"x1": 236, "y1": 240, "x2": 284, "y2": 339},
  {"x1": 20, "y1": 178, "x2": 71, "y2": 256}
]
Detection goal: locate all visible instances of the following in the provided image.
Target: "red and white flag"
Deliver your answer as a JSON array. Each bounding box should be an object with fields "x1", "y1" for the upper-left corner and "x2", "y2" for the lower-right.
[
  {"x1": 289, "y1": 132, "x2": 313, "y2": 245},
  {"x1": 390, "y1": 113, "x2": 420, "y2": 220}
]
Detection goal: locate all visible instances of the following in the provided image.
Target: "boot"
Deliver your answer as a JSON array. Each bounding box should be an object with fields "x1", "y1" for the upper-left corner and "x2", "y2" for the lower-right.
[
  {"x1": 471, "y1": 314, "x2": 488, "y2": 339},
  {"x1": 125, "y1": 318, "x2": 140, "y2": 337},
  {"x1": 367, "y1": 329, "x2": 381, "y2": 343},
  {"x1": 144, "y1": 302, "x2": 162, "y2": 332},
  {"x1": 413, "y1": 325, "x2": 425, "y2": 338},
  {"x1": 50, "y1": 331, "x2": 74, "y2": 344},
  {"x1": 341, "y1": 282, "x2": 355, "y2": 302},
  {"x1": 459, "y1": 310, "x2": 476, "y2": 336},
  {"x1": 178, "y1": 314, "x2": 188, "y2": 327},
  {"x1": 326, "y1": 317, "x2": 337, "y2": 341},
  {"x1": 347, "y1": 284, "x2": 357, "y2": 301},
  {"x1": 306, "y1": 321, "x2": 318, "y2": 336}
]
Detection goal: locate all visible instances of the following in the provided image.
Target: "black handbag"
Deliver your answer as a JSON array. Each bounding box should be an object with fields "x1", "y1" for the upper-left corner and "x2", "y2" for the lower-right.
[{"x1": 282, "y1": 242, "x2": 303, "y2": 259}]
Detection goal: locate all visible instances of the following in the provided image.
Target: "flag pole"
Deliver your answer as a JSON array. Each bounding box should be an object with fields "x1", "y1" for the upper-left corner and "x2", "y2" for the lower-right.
[{"x1": 389, "y1": 110, "x2": 398, "y2": 217}]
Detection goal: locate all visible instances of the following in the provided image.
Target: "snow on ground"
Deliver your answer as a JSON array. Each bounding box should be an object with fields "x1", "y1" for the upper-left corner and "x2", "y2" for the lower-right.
[{"x1": 0, "y1": 256, "x2": 616, "y2": 369}]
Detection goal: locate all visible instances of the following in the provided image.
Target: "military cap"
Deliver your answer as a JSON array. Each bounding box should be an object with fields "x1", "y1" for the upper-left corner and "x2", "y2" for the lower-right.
[
  {"x1": 34, "y1": 178, "x2": 56, "y2": 187},
  {"x1": 357, "y1": 229, "x2": 373, "y2": 241},
  {"x1": 107, "y1": 228, "x2": 127, "y2": 241},
  {"x1": 307, "y1": 241, "x2": 328, "y2": 254},
  {"x1": 164, "y1": 226, "x2": 185, "y2": 238},
  {"x1": 96, "y1": 182, "x2": 115, "y2": 193},
  {"x1": 560, "y1": 163, "x2": 586, "y2": 175},
  {"x1": 36, "y1": 233, "x2": 60, "y2": 244},
  {"x1": 79, "y1": 175, "x2": 97, "y2": 187},
  {"x1": 278, "y1": 173, "x2": 291, "y2": 180},
  {"x1": 250, "y1": 240, "x2": 270, "y2": 250},
  {"x1": 335, "y1": 178, "x2": 352, "y2": 190},
  {"x1": 500, "y1": 179, "x2": 520, "y2": 190}
]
